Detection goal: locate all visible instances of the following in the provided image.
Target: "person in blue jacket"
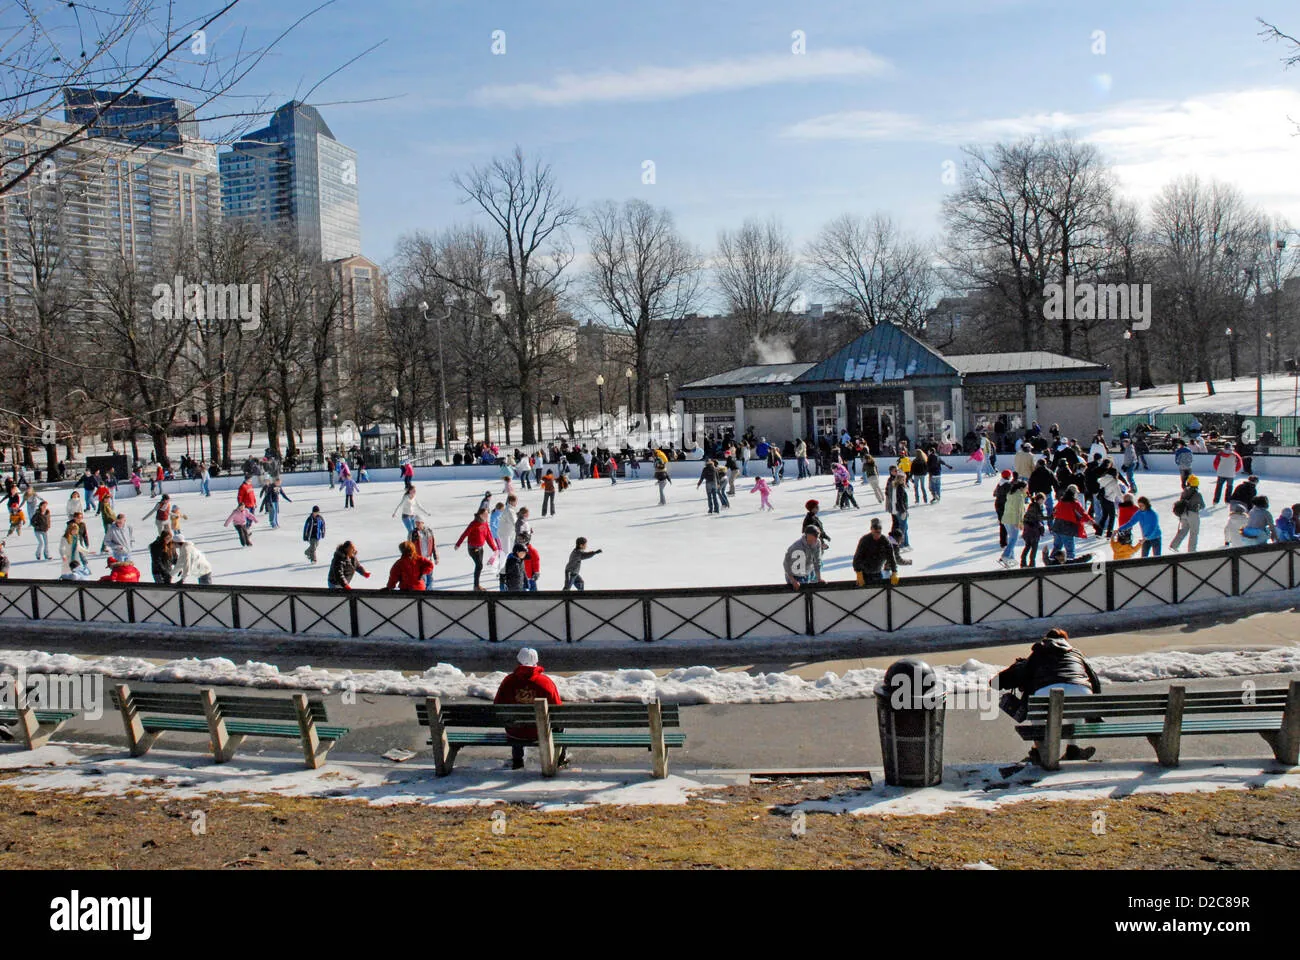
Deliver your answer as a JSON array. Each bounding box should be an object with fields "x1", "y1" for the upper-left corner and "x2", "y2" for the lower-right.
[
  {"x1": 1114, "y1": 495, "x2": 1162, "y2": 557},
  {"x1": 302, "y1": 506, "x2": 326, "y2": 563}
]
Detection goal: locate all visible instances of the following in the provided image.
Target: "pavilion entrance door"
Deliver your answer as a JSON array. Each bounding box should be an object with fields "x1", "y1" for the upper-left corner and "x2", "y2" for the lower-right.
[{"x1": 858, "y1": 404, "x2": 897, "y2": 455}]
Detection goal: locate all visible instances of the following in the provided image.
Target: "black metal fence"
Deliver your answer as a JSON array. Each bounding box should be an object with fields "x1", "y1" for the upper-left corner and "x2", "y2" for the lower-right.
[{"x1": 0, "y1": 542, "x2": 1293, "y2": 645}]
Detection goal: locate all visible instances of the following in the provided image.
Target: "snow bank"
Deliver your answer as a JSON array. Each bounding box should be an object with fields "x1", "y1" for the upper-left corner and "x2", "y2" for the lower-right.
[
  {"x1": 0, "y1": 745, "x2": 720, "y2": 809},
  {"x1": 0, "y1": 645, "x2": 1295, "y2": 705}
]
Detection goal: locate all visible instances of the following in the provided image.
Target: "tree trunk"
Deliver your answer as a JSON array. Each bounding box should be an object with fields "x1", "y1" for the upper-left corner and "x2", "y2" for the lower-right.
[
  {"x1": 1137, "y1": 335, "x2": 1155, "y2": 390},
  {"x1": 149, "y1": 428, "x2": 168, "y2": 466},
  {"x1": 482, "y1": 382, "x2": 491, "y2": 444},
  {"x1": 263, "y1": 397, "x2": 280, "y2": 457},
  {"x1": 313, "y1": 381, "x2": 325, "y2": 465},
  {"x1": 520, "y1": 381, "x2": 536, "y2": 444},
  {"x1": 465, "y1": 382, "x2": 475, "y2": 443}
]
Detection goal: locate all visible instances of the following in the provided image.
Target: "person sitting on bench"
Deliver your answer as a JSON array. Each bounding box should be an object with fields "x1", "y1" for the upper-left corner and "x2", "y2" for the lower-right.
[
  {"x1": 991, "y1": 627, "x2": 1103, "y2": 766},
  {"x1": 493, "y1": 647, "x2": 568, "y2": 770}
]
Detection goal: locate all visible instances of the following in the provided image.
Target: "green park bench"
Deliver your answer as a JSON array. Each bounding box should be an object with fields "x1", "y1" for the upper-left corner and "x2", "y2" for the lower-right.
[
  {"x1": 415, "y1": 698, "x2": 684, "y2": 778},
  {"x1": 110, "y1": 684, "x2": 349, "y2": 769},
  {"x1": 1017, "y1": 681, "x2": 1300, "y2": 771},
  {"x1": 0, "y1": 675, "x2": 75, "y2": 749}
]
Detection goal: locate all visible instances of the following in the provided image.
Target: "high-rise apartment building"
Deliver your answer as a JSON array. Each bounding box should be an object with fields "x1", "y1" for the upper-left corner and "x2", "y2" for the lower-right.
[
  {"x1": 0, "y1": 117, "x2": 219, "y2": 314},
  {"x1": 219, "y1": 101, "x2": 360, "y2": 261},
  {"x1": 62, "y1": 88, "x2": 200, "y2": 150}
]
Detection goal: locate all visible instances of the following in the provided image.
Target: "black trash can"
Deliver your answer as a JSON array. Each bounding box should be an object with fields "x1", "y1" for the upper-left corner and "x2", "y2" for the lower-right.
[{"x1": 875, "y1": 658, "x2": 946, "y2": 787}]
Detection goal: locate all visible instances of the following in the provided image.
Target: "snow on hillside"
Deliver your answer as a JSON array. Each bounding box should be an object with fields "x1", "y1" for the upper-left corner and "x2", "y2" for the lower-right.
[{"x1": 1111, "y1": 373, "x2": 1300, "y2": 418}]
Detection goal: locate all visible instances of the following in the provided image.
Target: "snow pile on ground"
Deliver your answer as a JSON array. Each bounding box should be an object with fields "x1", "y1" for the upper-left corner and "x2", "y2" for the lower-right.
[
  {"x1": 0, "y1": 744, "x2": 721, "y2": 809},
  {"x1": 779, "y1": 759, "x2": 1300, "y2": 817},
  {"x1": 1, "y1": 646, "x2": 1296, "y2": 704}
]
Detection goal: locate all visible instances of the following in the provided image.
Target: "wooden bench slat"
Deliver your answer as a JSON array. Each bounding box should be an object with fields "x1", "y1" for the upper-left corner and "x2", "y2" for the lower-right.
[{"x1": 0, "y1": 710, "x2": 76, "y2": 723}]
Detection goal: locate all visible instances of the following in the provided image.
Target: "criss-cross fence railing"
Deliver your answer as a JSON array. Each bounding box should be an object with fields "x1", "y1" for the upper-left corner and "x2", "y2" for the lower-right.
[{"x1": 0, "y1": 542, "x2": 1293, "y2": 644}]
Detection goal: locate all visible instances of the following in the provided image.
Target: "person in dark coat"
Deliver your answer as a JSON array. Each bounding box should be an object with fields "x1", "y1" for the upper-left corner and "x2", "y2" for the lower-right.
[
  {"x1": 992, "y1": 627, "x2": 1102, "y2": 765},
  {"x1": 148, "y1": 530, "x2": 176, "y2": 584},
  {"x1": 802, "y1": 499, "x2": 830, "y2": 548},
  {"x1": 852, "y1": 518, "x2": 899, "y2": 584},
  {"x1": 1028, "y1": 459, "x2": 1056, "y2": 515},
  {"x1": 503, "y1": 543, "x2": 530, "y2": 591},
  {"x1": 327, "y1": 541, "x2": 371, "y2": 590}
]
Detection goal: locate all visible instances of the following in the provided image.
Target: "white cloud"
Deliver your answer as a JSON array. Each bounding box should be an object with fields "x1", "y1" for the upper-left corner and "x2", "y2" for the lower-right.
[
  {"x1": 781, "y1": 88, "x2": 1300, "y2": 214},
  {"x1": 473, "y1": 48, "x2": 891, "y2": 107}
]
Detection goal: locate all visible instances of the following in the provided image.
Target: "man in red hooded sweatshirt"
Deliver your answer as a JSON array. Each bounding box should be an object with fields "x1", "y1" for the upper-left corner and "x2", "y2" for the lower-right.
[
  {"x1": 237, "y1": 479, "x2": 257, "y2": 511},
  {"x1": 494, "y1": 647, "x2": 566, "y2": 770}
]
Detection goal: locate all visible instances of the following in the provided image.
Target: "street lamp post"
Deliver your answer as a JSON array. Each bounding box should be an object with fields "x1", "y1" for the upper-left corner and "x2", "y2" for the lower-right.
[
  {"x1": 391, "y1": 387, "x2": 401, "y2": 462},
  {"x1": 596, "y1": 374, "x2": 605, "y2": 429},
  {"x1": 663, "y1": 373, "x2": 672, "y2": 445},
  {"x1": 625, "y1": 368, "x2": 633, "y2": 431},
  {"x1": 1123, "y1": 329, "x2": 1133, "y2": 400},
  {"x1": 332, "y1": 413, "x2": 339, "y2": 450},
  {"x1": 419, "y1": 294, "x2": 456, "y2": 454}
]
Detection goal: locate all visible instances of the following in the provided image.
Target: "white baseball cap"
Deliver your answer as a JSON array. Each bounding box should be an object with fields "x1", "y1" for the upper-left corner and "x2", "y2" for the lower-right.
[{"x1": 517, "y1": 647, "x2": 539, "y2": 667}]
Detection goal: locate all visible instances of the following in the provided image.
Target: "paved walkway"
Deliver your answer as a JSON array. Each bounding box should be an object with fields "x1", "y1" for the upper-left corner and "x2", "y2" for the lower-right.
[{"x1": 13, "y1": 611, "x2": 1298, "y2": 772}]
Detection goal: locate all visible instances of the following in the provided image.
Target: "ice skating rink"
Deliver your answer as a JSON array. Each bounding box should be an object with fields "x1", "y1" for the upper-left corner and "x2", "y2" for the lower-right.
[{"x1": 8, "y1": 465, "x2": 1297, "y2": 590}]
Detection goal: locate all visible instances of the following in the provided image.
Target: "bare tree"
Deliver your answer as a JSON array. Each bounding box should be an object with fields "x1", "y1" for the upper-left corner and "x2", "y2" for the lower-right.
[
  {"x1": 1149, "y1": 176, "x2": 1262, "y2": 402},
  {"x1": 449, "y1": 148, "x2": 578, "y2": 444},
  {"x1": 1036, "y1": 137, "x2": 1115, "y2": 356},
  {"x1": 805, "y1": 213, "x2": 936, "y2": 332},
  {"x1": 584, "y1": 199, "x2": 701, "y2": 415},
  {"x1": 942, "y1": 141, "x2": 1059, "y2": 351},
  {"x1": 715, "y1": 217, "x2": 802, "y2": 359},
  {"x1": 0, "y1": 178, "x2": 84, "y2": 475}
]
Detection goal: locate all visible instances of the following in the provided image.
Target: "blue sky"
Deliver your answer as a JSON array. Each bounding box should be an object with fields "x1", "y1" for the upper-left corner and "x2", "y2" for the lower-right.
[{"x1": 199, "y1": 0, "x2": 1300, "y2": 302}]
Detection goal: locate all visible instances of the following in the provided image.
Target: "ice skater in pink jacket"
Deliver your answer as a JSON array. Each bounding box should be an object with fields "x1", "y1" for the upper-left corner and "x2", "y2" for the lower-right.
[{"x1": 750, "y1": 476, "x2": 774, "y2": 511}]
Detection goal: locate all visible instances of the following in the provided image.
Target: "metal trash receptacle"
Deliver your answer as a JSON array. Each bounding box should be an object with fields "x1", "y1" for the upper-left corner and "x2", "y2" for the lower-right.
[{"x1": 875, "y1": 658, "x2": 946, "y2": 787}]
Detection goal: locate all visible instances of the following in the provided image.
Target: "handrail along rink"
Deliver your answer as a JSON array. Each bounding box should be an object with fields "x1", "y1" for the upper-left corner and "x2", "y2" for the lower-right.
[{"x1": 0, "y1": 541, "x2": 1294, "y2": 644}]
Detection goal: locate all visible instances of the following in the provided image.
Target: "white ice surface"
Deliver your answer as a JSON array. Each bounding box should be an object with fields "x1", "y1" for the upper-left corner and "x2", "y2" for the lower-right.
[{"x1": 8, "y1": 462, "x2": 1297, "y2": 588}]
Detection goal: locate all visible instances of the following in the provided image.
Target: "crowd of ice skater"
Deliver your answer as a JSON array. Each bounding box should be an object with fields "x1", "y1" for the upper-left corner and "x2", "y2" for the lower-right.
[
  {"x1": 776, "y1": 421, "x2": 1300, "y2": 590},
  {"x1": 2, "y1": 419, "x2": 1295, "y2": 594}
]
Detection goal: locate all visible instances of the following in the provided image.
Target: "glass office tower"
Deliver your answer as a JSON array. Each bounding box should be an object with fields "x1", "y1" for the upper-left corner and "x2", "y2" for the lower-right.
[{"x1": 219, "y1": 101, "x2": 360, "y2": 260}]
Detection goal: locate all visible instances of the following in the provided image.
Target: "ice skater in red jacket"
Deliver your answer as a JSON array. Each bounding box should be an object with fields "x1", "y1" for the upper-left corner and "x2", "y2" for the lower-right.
[
  {"x1": 493, "y1": 647, "x2": 566, "y2": 770},
  {"x1": 454, "y1": 507, "x2": 500, "y2": 591},
  {"x1": 386, "y1": 540, "x2": 434, "y2": 591},
  {"x1": 237, "y1": 480, "x2": 257, "y2": 510}
]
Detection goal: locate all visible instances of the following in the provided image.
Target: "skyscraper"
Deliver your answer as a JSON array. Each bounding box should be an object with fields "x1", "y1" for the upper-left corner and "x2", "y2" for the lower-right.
[
  {"x1": 0, "y1": 116, "x2": 219, "y2": 317},
  {"x1": 62, "y1": 88, "x2": 200, "y2": 150},
  {"x1": 219, "y1": 101, "x2": 360, "y2": 261}
]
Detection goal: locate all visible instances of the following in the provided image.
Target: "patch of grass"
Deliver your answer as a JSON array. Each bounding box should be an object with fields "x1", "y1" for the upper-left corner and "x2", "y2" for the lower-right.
[{"x1": 0, "y1": 779, "x2": 1296, "y2": 869}]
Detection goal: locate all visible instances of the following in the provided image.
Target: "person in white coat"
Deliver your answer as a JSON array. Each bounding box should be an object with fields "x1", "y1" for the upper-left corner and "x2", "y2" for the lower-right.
[
  {"x1": 391, "y1": 486, "x2": 432, "y2": 534},
  {"x1": 59, "y1": 520, "x2": 91, "y2": 574},
  {"x1": 500, "y1": 496, "x2": 519, "y2": 554},
  {"x1": 66, "y1": 491, "x2": 85, "y2": 521},
  {"x1": 173, "y1": 534, "x2": 213, "y2": 584}
]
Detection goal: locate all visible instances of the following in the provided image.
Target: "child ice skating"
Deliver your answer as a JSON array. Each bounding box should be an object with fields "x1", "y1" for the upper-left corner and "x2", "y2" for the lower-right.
[
  {"x1": 224, "y1": 504, "x2": 257, "y2": 547},
  {"x1": 563, "y1": 537, "x2": 602, "y2": 591},
  {"x1": 303, "y1": 506, "x2": 326, "y2": 562},
  {"x1": 750, "y1": 476, "x2": 774, "y2": 511}
]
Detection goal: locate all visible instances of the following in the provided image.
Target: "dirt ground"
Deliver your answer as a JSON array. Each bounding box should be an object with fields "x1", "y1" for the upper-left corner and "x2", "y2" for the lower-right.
[{"x1": 0, "y1": 776, "x2": 1295, "y2": 870}]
